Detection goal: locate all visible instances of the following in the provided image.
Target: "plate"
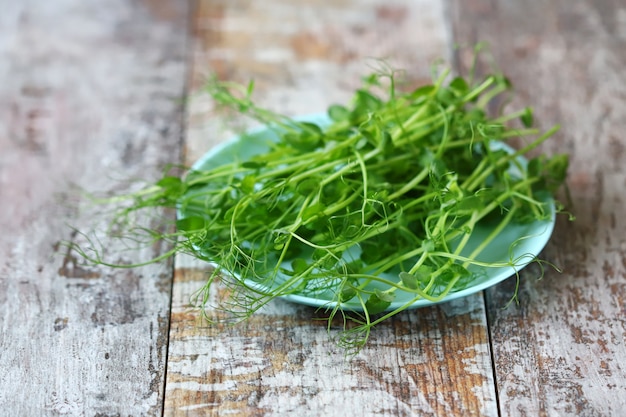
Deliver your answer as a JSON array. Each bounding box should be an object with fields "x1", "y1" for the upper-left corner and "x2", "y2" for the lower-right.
[{"x1": 182, "y1": 114, "x2": 556, "y2": 311}]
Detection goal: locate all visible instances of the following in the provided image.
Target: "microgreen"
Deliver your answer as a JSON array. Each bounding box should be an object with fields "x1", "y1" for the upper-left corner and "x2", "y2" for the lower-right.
[{"x1": 75, "y1": 55, "x2": 569, "y2": 354}]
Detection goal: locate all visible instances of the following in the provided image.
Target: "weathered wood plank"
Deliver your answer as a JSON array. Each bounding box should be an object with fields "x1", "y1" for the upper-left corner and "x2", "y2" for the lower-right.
[
  {"x1": 0, "y1": 0, "x2": 188, "y2": 415},
  {"x1": 164, "y1": 1, "x2": 498, "y2": 416},
  {"x1": 166, "y1": 265, "x2": 496, "y2": 416},
  {"x1": 451, "y1": 0, "x2": 626, "y2": 415}
]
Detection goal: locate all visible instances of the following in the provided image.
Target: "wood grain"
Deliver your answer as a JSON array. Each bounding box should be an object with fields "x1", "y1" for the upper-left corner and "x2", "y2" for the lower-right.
[
  {"x1": 4, "y1": 0, "x2": 620, "y2": 415},
  {"x1": 451, "y1": 0, "x2": 626, "y2": 415},
  {"x1": 165, "y1": 1, "x2": 498, "y2": 416},
  {"x1": 0, "y1": 0, "x2": 188, "y2": 415},
  {"x1": 165, "y1": 263, "x2": 497, "y2": 417}
]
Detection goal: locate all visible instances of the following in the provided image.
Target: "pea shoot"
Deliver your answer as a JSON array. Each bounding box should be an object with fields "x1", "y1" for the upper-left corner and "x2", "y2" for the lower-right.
[{"x1": 76, "y1": 58, "x2": 568, "y2": 353}]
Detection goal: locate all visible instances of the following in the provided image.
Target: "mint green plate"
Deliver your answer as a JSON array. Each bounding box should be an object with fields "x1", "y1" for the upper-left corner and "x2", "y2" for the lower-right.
[{"x1": 182, "y1": 114, "x2": 556, "y2": 311}]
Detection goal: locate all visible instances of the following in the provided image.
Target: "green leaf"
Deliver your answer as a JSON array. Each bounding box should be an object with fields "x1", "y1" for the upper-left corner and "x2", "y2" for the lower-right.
[
  {"x1": 342, "y1": 259, "x2": 364, "y2": 275},
  {"x1": 520, "y1": 107, "x2": 534, "y2": 128},
  {"x1": 546, "y1": 154, "x2": 569, "y2": 184},
  {"x1": 157, "y1": 176, "x2": 184, "y2": 196},
  {"x1": 246, "y1": 79, "x2": 255, "y2": 98},
  {"x1": 450, "y1": 76, "x2": 469, "y2": 95},
  {"x1": 273, "y1": 234, "x2": 288, "y2": 250},
  {"x1": 409, "y1": 85, "x2": 435, "y2": 100},
  {"x1": 328, "y1": 104, "x2": 350, "y2": 122},
  {"x1": 355, "y1": 89, "x2": 382, "y2": 112},
  {"x1": 449, "y1": 263, "x2": 470, "y2": 277},
  {"x1": 545, "y1": 154, "x2": 569, "y2": 192},
  {"x1": 365, "y1": 290, "x2": 394, "y2": 315},
  {"x1": 241, "y1": 160, "x2": 266, "y2": 169},
  {"x1": 283, "y1": 132, "x2": 321, "y2": 151},
  {"x1": 291, "y1": 258, "x2": 309, "y2": 275},
  {"x1": 339, "y1": 284, "x2": 357, "y2": 302},
  {"x1": 399, "y1": 271, "x2": 418, "y2": 289},
  {"x1": 527, "y1": 157, "x2": 542, "y2": 178},
  {"x1": 437, "y1": 270, "x2": 457, "y2": 285},
  {"x1": 436, "y1": 87, "x2": 455, "y2": 105},
  {"x1": 496, "y1": 75, "x2": 513, "y2": 89},
  {"x1": 414, "y1": 266, "x2": 433, "y2": 283},
  {"x1": 375, "y1": 289, "x2": 395, "y2": 302},
  {"x1": 302, "y1": 203, "x2": 326, "y2": 222},
  {"x1": 422, "y1": 239, "x2": 435, "y2": 253},
  {"x1": 529, "y1": 154, "x2": 569, "y2": 193},
  {"x1": 157, "y1": 176, "x2": 182, "y2": 188},
  {"x1": 455, "y1": 195, "x2": 484, "y2": 213},
  {"x1": 176, "y1": 216, "x2": 206, "y2": 232},
  {"x1": 418, "y1": 148, "x2": 435, "y2": 168},
  {"x1": 362, "y1": 73, "x2": 380, "y2": 87},
  {"x1": 298, "y1": 121, "x2": 323, "y2": 135},
  {"x1": 358, "y1": 126, "x2": 377, "y2": 146},
  {"x1": 429, "y1": 159, "x2": 447, "y2": 180},
  {"x1": 240, "y1": 175, "x2": 256, "y2": 194},
  {"x1": 311, "y1": 248, "x2": 325, "y2": 261},
  {"x1": 296, "y1": 178, "x2": 320, "y2": 196},
  {"x1": 309, "y1": 249, "x2": 338, "y2": 269}
]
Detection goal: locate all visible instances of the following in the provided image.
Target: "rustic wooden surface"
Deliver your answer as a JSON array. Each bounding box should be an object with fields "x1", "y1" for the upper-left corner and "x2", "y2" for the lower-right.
[
  {"x1": 451, "y1": 1, "x2": 626, "y2": 416},
  {"x1": 0, "y1": 0, "x2": 188, "y2": 415},
  {"x1": 1, "y1": 0, "x2": 625, "y2": 416}
]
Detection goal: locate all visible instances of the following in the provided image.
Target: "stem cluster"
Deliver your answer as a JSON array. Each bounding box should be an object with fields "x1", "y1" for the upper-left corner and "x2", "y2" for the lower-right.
[{"x1": 85, "y1": 62, "x2": 569, "y2": 353}]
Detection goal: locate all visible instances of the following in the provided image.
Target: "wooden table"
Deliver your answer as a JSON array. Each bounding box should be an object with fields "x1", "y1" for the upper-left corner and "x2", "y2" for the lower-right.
[{"x1": 2, "y1": 1, "x2": 625, "y2": 415}]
